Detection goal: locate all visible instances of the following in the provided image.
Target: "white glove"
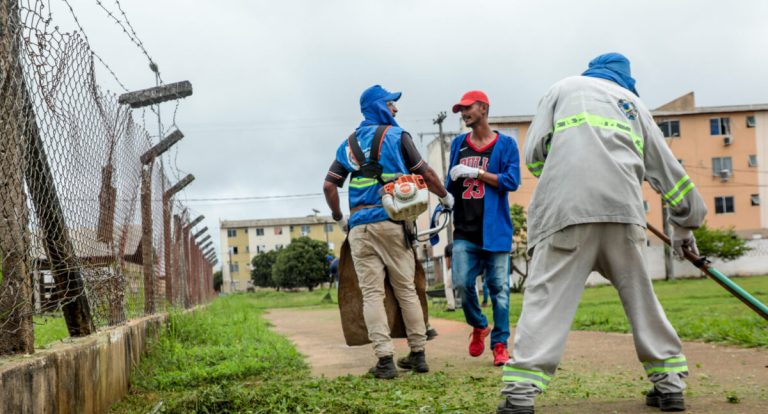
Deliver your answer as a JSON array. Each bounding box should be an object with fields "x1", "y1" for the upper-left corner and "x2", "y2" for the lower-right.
[
  {"x1": 449, "y1": 164, "x2": 479, "y2": 181},
  {"x1": 439, "y1": 193, "x2": 454, "y2": 210},
  {"x1": 335, "y1": 215, "x2": 349, "y2": 233},
  {"x1": 671, "y1": 226, "x2": 699, "y2": 258}
]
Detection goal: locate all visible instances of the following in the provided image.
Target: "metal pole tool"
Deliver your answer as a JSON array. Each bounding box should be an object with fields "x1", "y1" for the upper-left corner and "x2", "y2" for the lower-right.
[{"x1": 647, "y1": 223, "x2": 768, "y2": 321}]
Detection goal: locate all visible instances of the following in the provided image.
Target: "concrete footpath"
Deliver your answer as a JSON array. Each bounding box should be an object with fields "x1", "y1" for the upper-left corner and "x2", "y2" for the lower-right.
[{"x1": 265, "y1": 307, "x2": 768, "y2": 414}]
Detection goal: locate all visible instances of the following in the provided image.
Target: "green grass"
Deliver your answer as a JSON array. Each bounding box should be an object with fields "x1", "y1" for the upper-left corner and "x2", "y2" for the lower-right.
[
  {"x1": 111, "y1": 278, "x2": 768, "y2": 413},
  {"x1": 33, "y1": 314, "x2": 68, "y2": 348},
  {"x1": 431, "y1": 275, "x2": 768, "y2": 348}
]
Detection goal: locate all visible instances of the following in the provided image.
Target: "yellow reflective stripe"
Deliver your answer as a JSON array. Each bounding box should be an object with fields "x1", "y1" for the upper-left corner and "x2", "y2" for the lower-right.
[
  {"x1": 502, "y1": 366, "x2": 551, "y2": 390},
  {"x1": 669, "y1": 182, "x2": 695, "y2": 207},
  {"x1": 349, "y1": 173, "x2": 398, "y2": 189},
  {"x1": 663, "y1": 175, "x2": 691, "y2": 201},
  {"x1": 646, "y1": 365, "x2": 689, "y2": 374},
  {"x1": 554, "y1": 112, "x2": 644, "y2": 156},
  {"x1": 527, "y1": 161, "x2": 545, "y2": 177},
  {"x1": 663, "y1": 176, "x2": 696, "y2": 207},
  {"x1": 502, "y1": 366, "x2": 552, "y2": 381},
  {"x1": 643, "y1": 356, "x2": 689, "y2": 375},
  {"x1": 502, "y1": 375, "x2": 548, "y2": 390}
]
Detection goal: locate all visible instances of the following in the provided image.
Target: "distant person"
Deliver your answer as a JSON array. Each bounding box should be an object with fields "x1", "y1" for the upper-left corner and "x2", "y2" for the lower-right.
[
  {"x1": 323, "y1": 84, "x2": 453, "y2": 379},
  {"x1": 329, "y1": 257, "x2": 340, "y2": 290},
  {"x1": 497, "y1": 53, "x2": 707, "y2": 414},
  {"x1": 446, "y1": 90, "x2": 521, "y2": 367},
  {"x1": 443, "y1": 243, "x2": 456, "y2": 311}
]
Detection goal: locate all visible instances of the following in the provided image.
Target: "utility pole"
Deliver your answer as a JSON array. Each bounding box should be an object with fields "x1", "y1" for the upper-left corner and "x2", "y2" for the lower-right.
[
  {"x1": 433, "y1": 111, "x2": 453, "y2": 245},
  {"x1": 661, "y1": 201, "x2": 674, "y2": 280}
]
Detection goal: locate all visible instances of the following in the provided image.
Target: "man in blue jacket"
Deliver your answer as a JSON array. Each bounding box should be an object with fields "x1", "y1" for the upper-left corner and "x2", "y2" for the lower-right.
[
  {"x1": 446, "y1": 90, "x2": 521, "y2": 367},
  {"x1": 323, "y1": 85, "x2": 453, "y2": 379}
]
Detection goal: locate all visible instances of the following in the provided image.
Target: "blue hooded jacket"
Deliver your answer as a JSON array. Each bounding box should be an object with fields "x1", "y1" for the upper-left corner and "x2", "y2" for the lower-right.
[
  {"x1": 582, "y1": 52, "x2": 639, "y2": 96},
  {"x1": 335, "y1": 85, "x2": 410, "y2": 228}
]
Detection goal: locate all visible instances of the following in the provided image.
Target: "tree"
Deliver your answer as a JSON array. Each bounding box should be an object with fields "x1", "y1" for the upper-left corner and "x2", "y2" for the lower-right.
[
  {"x1": 272, "y1": 237, "x2": 331, "y2": 291},
  {"x1": 509, "y1": 204, "x2": 531, "y2": 293},
  {"x1": 251, "y1": 249, "x2": 279, "y2": 288},
  {"x1": 693, "y1": 223, "x2": 751, "y2": 262},
  {"x1": 213, "y1": 270, "x2": 223, "y2": 292}
]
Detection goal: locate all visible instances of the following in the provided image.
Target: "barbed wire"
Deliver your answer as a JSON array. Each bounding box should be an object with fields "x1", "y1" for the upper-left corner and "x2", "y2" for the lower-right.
[{"x1": 94, "y1": 0, "x2": 162, "y2": 83}]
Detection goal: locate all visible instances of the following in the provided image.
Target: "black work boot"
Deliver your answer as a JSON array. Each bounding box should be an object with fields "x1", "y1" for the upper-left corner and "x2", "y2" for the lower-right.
[
  {"x1": 646, "y1": 387, "x2": 686, "y2": 412},
  {"x1": 497, "y1": 398, "x2": 534, "y2": 414},
  {"x1": 426, "y1": 327, "x2": 438, "y2": 340},
  {"x1": 368, "y1": 355, "x2": 397, "y2": 379},
  {"x1": 396, "y1": 351, "x2": 429, "y2": 373}
]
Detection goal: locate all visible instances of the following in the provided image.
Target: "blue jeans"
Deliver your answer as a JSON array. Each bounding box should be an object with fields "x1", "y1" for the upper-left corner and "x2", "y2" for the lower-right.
[{"x1": 451, "y1": 239, "x2": 510, "y2": 348}]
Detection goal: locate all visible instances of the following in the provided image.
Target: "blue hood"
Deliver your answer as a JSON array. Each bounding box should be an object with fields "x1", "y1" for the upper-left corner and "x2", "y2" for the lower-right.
[
  {"x1": 358, "y1": 85, "x2": 401, "y2": 129},
  {"x1": 581, "y1": 53, "x2": 639, "y2": 96}
]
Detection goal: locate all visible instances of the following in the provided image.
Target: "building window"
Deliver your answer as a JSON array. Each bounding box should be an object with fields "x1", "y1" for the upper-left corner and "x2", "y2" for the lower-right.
[
  {"x1": 746, "y1": 115, "x2": 756, "y2": 128},
  {"x1": 246, "y1": 245, "x2": 250, "y2": 253},
  {"x1": 244, "y1": 228, "x2": 248, "y2": 234},
  {"x1": 227, "y1": 229, "x2": 236, "y2": 237},
  {"x1": 275, "y1": 244, "x2": 283, "y2": 250},
  {"x1": 712, "y1": 156, "x2": 732, "y2": 176},
  {"x1": 290, "y1": 225, "x2": 295, "y2": 232},
  {"x1": 657, "y1": 120, "x2": 680, "y2": 138},
  {"x1": 710, "y1": 117, "x2": 730, "y2": 135},
  {"x1": 256, "y1": 244, "x2": 267, "y2": 253},
  {"x1": 256, "y1": 228, "x2": 264, "y2": 236},
  {"x1": 751, "y1": 194, "x2": 760, "y2": 206},
  {"x1": 714, "y1": 196, "x2": 735, "y2": 214},
  {"x1": 230, "y1": 262, "x2": 240, "y2": 274},
  {"x1": 301, "y1": 225, "x2": 311, "y2": 236},
  {"x1": 325, "y1": 223, "x2": 334, "y2": 233},
  {"x1": 231, "y1": 246, "x2": 238, "y2": 255},
  {"x1": 274, "y1": 227, "x2": 283, "y2": 235},
  {"x1": 748, "y1": 154, "x2": 758, "y2": 167}
]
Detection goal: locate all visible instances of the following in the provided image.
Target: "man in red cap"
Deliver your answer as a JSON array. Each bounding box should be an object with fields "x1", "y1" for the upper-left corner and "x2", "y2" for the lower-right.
[{"x1": 445, "y1": 90, "x2": 521, "y2": 367}]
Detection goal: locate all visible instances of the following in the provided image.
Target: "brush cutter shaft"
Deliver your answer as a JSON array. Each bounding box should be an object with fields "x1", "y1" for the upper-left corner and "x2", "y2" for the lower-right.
[{"x1": 646, "y1": 223, "x2": 768, "y2": 321}]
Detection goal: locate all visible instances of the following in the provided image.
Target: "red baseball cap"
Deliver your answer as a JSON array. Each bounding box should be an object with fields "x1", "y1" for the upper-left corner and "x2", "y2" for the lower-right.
[{"x1": 452, "y1": 90, "x2": 490, "y2": 113}]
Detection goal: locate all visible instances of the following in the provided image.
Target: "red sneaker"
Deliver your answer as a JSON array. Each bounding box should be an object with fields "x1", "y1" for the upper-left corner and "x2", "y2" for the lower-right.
[
  {"x1": 468, "y1": 326, "x2": 491, "y2": 357},
  {"x1": 493, "y1": 343, "x2": 510, "y2": 366}
]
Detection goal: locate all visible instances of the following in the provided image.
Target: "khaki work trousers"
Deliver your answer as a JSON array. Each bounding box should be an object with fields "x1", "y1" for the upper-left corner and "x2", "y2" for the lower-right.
[
  {"x1": 502, "y1": 223, "x2": 687, "y2": 406},
  {"x1": 348, "y1": 220, "x2": 427, "y2": 358}
]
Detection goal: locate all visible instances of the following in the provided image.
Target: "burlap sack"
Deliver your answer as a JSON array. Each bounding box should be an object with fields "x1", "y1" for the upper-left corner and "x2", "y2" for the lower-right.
[{"x1": 338, "y1": 238, "x2": 429, "y2": 346}]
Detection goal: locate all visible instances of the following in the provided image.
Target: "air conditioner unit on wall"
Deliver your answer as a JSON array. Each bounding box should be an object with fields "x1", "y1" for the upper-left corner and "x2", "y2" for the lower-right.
[
  {"x1": 723, "y1": 135, "x2": 733, "y2": 146},
  {"x1": 719, "y1": 169, "x2": 730, "y2": 182}
]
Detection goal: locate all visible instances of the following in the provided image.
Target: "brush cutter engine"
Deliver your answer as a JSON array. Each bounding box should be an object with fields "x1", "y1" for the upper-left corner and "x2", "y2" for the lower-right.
[{"x1": 380, "y1": 174, "x2": 429, "y2": 221}]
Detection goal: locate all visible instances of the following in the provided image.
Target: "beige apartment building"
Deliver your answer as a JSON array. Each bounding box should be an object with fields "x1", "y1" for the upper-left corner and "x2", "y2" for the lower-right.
[
  {"x1": 219, "y1": 215, "x2": 344, "y2": 292},
  {"x1": 424, "y1": 92, "x2": 768, "y2": 259}
]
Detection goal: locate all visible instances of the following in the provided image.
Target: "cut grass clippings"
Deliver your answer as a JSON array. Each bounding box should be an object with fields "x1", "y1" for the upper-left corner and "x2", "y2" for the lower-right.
[{"x1": 111, "y1": 277, "x2": 768, "y2": 413}]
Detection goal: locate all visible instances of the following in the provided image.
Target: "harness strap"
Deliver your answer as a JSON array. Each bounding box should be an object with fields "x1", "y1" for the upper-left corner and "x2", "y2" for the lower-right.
[{"x1": 349, "y1": 125, "x2": 391, "y2": 185}]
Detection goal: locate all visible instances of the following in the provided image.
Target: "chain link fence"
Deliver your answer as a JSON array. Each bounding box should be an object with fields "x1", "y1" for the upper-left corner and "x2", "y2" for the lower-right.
[{"x1": 0, "y1": 0, "x2": 213, "y2": 356}]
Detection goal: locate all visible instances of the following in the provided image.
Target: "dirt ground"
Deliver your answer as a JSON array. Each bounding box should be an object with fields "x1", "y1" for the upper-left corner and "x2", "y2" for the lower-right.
[{"x1": 265, "y1": 308, "x2": 768, "y2": 414}]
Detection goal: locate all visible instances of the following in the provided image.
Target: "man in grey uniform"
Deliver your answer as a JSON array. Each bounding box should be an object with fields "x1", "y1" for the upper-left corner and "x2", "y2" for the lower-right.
[{"x1": 497, "y1": 53, "x2": 707, "y2": 414}]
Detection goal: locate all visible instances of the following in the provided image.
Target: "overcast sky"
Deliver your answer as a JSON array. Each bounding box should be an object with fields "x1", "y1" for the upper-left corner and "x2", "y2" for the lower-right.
[{"x1": 48, "y1": 0, "x2": 768, "y2": 264}]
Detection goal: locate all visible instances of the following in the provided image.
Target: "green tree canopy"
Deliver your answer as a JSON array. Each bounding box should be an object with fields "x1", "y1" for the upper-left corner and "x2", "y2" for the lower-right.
[
  {"x1": 272, "y1": 237, "x2": 331, "y2": 291},
  {"x1": 251, "y1": 249, "x2": 279, "y2": 288},
  {"x1": 693, "y1": 223, "x2": 751, "y2": 262}
]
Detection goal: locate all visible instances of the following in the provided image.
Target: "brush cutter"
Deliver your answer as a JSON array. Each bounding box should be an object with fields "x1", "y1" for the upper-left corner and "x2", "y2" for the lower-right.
[{"x1": 647, "y1": 223, "x2": 768, "y2": 321}]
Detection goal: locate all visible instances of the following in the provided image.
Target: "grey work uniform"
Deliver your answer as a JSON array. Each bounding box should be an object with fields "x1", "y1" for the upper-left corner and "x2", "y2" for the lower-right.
[{"x1": 502, "y1": 76, "x2": 707, "y2": 406}]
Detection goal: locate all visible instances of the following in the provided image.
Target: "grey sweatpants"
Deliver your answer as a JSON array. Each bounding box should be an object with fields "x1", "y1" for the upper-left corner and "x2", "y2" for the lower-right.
[{"x1": 502, "y1": 223, "x2": 688, "y2": 406}]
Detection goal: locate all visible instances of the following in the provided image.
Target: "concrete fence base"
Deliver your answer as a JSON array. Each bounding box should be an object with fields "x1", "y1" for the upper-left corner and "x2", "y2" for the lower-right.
[{"x1": 0, "y1": 314, "x2": 166, "y2": 414}]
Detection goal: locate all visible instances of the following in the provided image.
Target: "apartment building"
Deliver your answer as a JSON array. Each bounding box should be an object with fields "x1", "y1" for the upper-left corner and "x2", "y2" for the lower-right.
[
  {"x1": 219, "y1": 215, "x2": 344, "y2": 292},
  {"x1": 424, "y1": 92, "x2": 768, "y2": 257}
]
